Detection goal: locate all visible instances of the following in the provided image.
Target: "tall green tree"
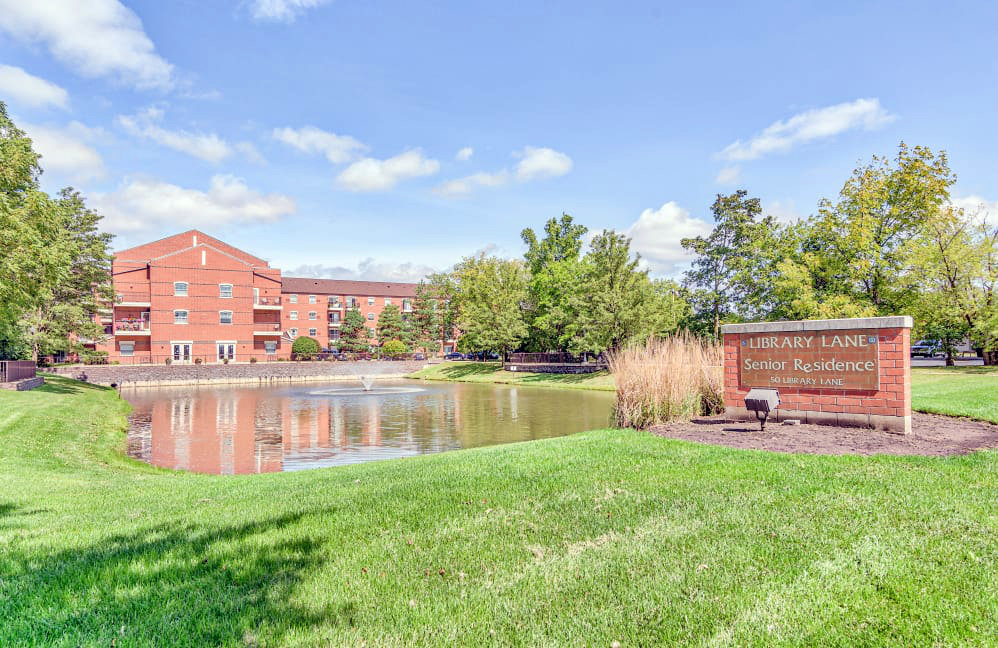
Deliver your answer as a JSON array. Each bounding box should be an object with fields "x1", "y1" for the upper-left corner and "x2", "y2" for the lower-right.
[
  {"x1": 375, "y1": 303, "x2": 411, "y2": 347},
  {"x1": 336, "y1": 307, "x2": 370, "y2": 352},
  {"x1": 681, "y1": 190, "x2": 776, "y2": 338},
  {"x1": 452, "y1": 255, "x2": 529, "y2": 359},
  {"x1": 411, "y1": 281, "x2": 440, "y2": 354},
  {"x1": 0, "y1": 102, "x2": 113, "y2": 360},
  {"x1": 572, "y1": 231, "x2": 653, "y2": 354},
  {"x1": 427, "y1": 271, "x2": 459, "y2": 350},
  {"x1": 520, "y1": 213, "x2": 588, "y2": 352}
]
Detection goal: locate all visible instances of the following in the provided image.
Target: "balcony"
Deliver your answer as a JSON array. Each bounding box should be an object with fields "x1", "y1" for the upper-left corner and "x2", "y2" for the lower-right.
[
  {"x1": 253, "y1": 323, "x2": 282, "y2": 336},
  {"x1": 327, "y1": 298, "x2": 343, "y2": 310},
  {"x1": 254, "y1": 295, "x2": 282, "y2": 310},
  {"x1": 115, "y1": 291, "x2": 151, "y2": 307},
  {"x1": 115, "y1": 319, "x2": 151, "y2": 336}
]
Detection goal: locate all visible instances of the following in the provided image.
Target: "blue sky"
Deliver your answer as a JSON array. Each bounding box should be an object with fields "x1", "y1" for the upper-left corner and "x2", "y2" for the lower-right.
[{"x1": 1, "y1": 0, "x2": 996, "y2": 280}]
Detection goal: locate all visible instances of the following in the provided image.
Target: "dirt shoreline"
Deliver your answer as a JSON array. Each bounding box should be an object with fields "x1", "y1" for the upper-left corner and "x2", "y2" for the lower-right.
[{"x1": 651, "y1": 411, "x2": 998, "y2": 456}]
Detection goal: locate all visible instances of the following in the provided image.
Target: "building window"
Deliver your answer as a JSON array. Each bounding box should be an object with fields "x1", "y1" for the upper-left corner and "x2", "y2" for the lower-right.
[
  {"x1": 308, "y1": 328, "x2": 317, "y2": 337},
  {"x1": 289, "y1": 328, "x2": 298, "y2": 338},
  {"x1": 289, "y1": 294, "x2": 298, "y2": 304},
  {"x1": 219, "y1": 310, "x2": 233, "y2": 324},
  {"x1": 264, "y1": 341, "x2": 277, "y2": 355},
  {"x1": 174, "y1": 281, "x2": 188, "y2": 297},
  {"x1": 217, "y1": 342, "x2": 235, "y2": 361},
  {"x1": 119, "y1": 341, "x2": 134, "y2": 357},
  {"x1": 289, "y1": 311, "x2": 298, "y2": 320},
  {"x1": 308, "y1": 311, "x2": 317, "y2": 320},
  {"x1": 308, "y1": 295, "x2": 316, "y2": 304},
  {"x1": 330, "y1": 296, "x2": 341, "y2": 307},
  {"x1": 219, "y1": 284, "x2": 233, "y2": 299},
  {"x1": 385, "y1": 297, "x2": 392, "y2": 306},
  {"x1": 367, "y1": 296, "x2": 374, "y2": 306},
  {"x1": 329, "y1": 312, "x2": 340, "y2": 324},
  {"x1": 329, "y1": 329, "x2": 340, "y2": 340},
  {"x1": 402, "y1": 298, "x2": 412, "y2": 312},
  {"x1": 174, "y1": 310, "x2": 188, "y2": 324},
  {"x1": 347, "y1": 297, "x2": 356, "y2": 308},
  {"x1": 367, "y1": 312, "x2": 375, "y2": 321}
]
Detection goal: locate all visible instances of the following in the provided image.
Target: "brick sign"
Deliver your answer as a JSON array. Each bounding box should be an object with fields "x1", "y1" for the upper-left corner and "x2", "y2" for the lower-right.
[{"x1": 739, "y1": 329, "x2": 880, "y2": 391}]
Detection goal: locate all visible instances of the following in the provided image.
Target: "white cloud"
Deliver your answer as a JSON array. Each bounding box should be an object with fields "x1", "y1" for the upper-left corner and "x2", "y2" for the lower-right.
[
  {"x1": 715, "y1": 165, "x2": 741, "y2": 185},
  {"x1": 249, "y1": 0, "x2": 331, "y2": 22},
  {"x1": 0, "y1": 0, "x2": 174, "y2": 90},
  {"x1": 0, "y1": 64, "x2": 68, "y2": 109},
  {"x1": 719, "y1": 98, "x2": 895, "y2": 162},
  {"x1": 288, "y1": 259, "x2": 439, "y2": 283},
  {"x1": 433, "y1": 171, "x2": 508, "y2": 198},
  {"x1": 24, "y1": 121, "x2": 105, "y2": 182},
  {"x1": 336, "y1": 150, "x2": 440, "y2": 192},
  {"x1": 272, "y1": 126, "x2": 366, "y2": 163},
  {"x1": 235, "y1": 141, "x2": 266, "y2": 165},
  {"x1": 456, "y1": 146, "x2": 473, "y2": 161},
  {"x1": 117, "y1": 108, "x2": 231, "y2": 163},
  {"x1": 93, "y1": 175, "x2": 295, "y2": 235},
  {"x1": 624, "y1": 201, "x2": 713, "y2": 275},
  {"x1": 514, "y1": 146, "x2": 573, "y2": 181},
  {"x1": 763, "y1": 199, "x2": 802, "y2": 224},
  {"x1": 951, "y1": 195, "x2": 998, "y2": 218}
]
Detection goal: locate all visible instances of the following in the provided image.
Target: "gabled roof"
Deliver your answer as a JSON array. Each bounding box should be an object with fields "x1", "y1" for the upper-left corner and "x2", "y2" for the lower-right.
[
  {"x1": 115, "y1": 230, "x2": 270, "y2": 267},
  {"x1": 281, "y1": 277, "x2": 419, "y2": 297}
]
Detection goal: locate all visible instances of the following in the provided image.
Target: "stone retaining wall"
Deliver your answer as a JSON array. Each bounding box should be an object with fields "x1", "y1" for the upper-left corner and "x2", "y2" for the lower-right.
[
  {"x1": 45, "y1": 360, "x2": 427, "y2": 387},
  {"x1": 722, "y1": 316, "x2": 913, "y2": 434}
]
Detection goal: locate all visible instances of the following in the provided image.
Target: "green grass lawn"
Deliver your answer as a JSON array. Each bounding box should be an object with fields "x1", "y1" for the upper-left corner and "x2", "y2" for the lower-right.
[
  {"x1": 408, "y1": 361, "x2": 616, "y2": 391},
  {"x1": 911, "y1": 366, "x2": 998, "y2": 424},
  {"x1": 1, "y1": 375, "x2": 996, "y2": 646}
]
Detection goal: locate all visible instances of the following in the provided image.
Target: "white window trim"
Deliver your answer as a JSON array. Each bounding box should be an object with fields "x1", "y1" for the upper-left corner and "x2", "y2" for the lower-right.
[
  {"x1": 308, "y1": 295, "x2": 317, "y2": 304},
  {"x1": 289, "y1": 328, "x2": 298, "y2": 338},
  {"x1": 119, "y1": 341, "x2": 135, "y2": 356},
  {"x1": 308, "y1": 328, "x2": 317, "y2": 337},
  {"x1": 174, "y1": 281, "x2": 189, "y2": 297},
  {"x1": 367, "y1": 296, "x2": 374, "y2": 305},
  {"x1": 367, "y1": 312, "x2": 375, "y2": 320},
  {"x1": 289, "y1": 294, "x2": 298, "y2": 303},
  {"x1": 170, "y1": 341, "x2": 194, "y2": 363},
  {"x1": 216, "y1": 340, "x2": 237, "y2": 362},
  {"x1": 289, "y1": 311, "x2": 298, "y2": 320},
  {"x1": 308, "y1": 311, "x2": 317, "y2": 320},
  {"x1": 174, "y1": 309, "x2": 189, "y2": 324},
  {"x1": 219, "y1": 310, "x2": 233, "y2": 325},
  {"x1": 219, "y1": 283, "x2": 233, "y2": 299},
  {"x1": 264, "y1": 340, "x2": 278, "y2": 355},
  {"x1": 384, "y1": 297, "x2": 392, "y2": 305}
]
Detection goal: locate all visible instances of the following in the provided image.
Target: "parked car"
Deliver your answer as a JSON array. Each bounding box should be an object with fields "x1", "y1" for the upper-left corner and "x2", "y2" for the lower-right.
[
  {"x1": 412, "y1": 352, "x2": 426, "y2": 361},
  {"x1": 466, "y1": 351, "x2": 500, "y2": 361},
  {"x1": 911, "y1": 339, "x2": 942, "y2": 357},
  {"x1": 444, "y1": 352, "x2": 465, "y2": 360}
]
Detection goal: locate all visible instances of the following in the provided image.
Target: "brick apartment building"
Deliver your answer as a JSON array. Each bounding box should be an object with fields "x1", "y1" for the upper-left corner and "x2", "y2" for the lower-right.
[{"x1": 91, "y1": 230, "x2": 455, "y2": 364}]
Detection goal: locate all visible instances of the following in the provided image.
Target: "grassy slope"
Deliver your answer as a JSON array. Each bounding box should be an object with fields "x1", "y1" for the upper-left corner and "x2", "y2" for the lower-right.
[
  {"x1": 408, "y1": 361, "x2": 616, "y2": 391},
  {"x1": 911, "y1": 366, "x2": 998, "y2": 424},
  {"x1": 1, "y1": 376, "x2": 996, "y2": 646}
]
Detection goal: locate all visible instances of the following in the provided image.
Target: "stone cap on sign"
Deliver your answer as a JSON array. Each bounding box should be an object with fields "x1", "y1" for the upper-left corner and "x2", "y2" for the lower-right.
[{"x1": 720, "y1": 316, "x2": 913, "y2": 335}]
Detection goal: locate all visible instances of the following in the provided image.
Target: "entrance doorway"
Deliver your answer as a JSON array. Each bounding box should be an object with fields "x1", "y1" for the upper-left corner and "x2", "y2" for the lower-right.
[{"x1": 171, "y1": 342, "x2": 192, "y2": 364}]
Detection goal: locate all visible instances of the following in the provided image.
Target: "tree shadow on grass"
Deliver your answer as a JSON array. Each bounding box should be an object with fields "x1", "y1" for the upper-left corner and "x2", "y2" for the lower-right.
[
  {"x1": 0, "y1": 510, "x2": 349, "y2": 646},
  {"x1": 36, "y1": 377, "x2": 111, "y2": 395},
  {"x1": 434, "y1": 362, "x2": 503, "y2": 379},
  {"x1": 517, "y1": 370, "x2": 611, "y2": 386}
]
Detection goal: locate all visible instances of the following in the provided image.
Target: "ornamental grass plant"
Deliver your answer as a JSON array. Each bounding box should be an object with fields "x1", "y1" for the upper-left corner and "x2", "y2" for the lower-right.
[{"x1": 608, "y1": 334, "x2": 724, "y2": 428}]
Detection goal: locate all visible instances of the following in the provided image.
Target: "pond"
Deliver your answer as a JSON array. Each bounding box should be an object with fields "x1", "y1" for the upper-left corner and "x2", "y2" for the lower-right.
[{"x1": 123, "y1": 379, "x2": 615, "y2": 474}]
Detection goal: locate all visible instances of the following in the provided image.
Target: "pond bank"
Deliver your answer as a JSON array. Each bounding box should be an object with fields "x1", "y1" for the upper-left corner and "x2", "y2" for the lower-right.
[
  {"x1": 44, "y1": 360, "x2": 427, "y2": 387},
  {"x1": 406, "y1": 361, "x2": 616, "y2": 391}
]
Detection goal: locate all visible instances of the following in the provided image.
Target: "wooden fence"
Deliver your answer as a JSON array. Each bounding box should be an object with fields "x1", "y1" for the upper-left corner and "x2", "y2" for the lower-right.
[{"x1": 0, "y1": 360, "x2": 36, "y2": 383}]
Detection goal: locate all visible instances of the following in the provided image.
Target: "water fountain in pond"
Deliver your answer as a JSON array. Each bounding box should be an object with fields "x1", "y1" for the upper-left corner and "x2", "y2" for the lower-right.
[
  {"x1": 308, "y1": 373, "x2": 424, "y2": 397},
  {"x1": 359, "y1": 375, "x2": 374, "y2": 391}
]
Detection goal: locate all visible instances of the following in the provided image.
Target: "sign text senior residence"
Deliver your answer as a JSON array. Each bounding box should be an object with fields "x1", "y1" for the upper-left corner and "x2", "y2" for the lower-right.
[{"x1": 739, "y1": 330, "x2": 880, "y2": 391}]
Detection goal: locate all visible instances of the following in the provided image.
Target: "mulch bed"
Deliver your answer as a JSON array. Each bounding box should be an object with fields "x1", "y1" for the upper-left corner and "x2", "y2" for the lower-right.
[{"x1": 650, "y1": 412, "x2": 998, "y2": 457}]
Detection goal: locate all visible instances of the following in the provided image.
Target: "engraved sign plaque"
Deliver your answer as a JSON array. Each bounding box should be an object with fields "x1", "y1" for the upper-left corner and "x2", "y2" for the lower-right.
[{"x1": 739, "y1": 329, "x2": 880, "y2": 391}]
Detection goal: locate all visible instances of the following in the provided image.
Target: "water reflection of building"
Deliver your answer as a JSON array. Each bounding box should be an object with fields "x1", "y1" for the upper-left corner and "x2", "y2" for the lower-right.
[{"x1": 124, "y1": 383, "x2": 614, "y2": 475}]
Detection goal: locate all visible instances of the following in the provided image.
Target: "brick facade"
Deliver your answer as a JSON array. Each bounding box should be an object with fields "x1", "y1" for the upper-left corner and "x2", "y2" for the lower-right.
[
  {"x1": 722, "y1": 317, "x2": 913, "y2": 434},
  {"x1": 91, "y1": 230, "x2": 455, "y2": 364}
]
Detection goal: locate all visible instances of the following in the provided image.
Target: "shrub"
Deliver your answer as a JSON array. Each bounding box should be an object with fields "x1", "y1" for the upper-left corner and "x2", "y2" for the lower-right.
[
  {"x1": 607, "y1": 334, "x2": 723, "y2": 429},
  {"x1": 381, "y1": 339, "x2": 407, "y2": 359},
  {"x1": 194, "y1": 358, "x2": 203, "y2": 365},
  {"x1": 292, "y1": 336, "x2": 320, "y2": 359},
  {"x1": 249, "y1": 357, "x2": 258, "y2": 364},
  {"x1": 165, "y1": 357, "x2": 172, "y2": 365}
]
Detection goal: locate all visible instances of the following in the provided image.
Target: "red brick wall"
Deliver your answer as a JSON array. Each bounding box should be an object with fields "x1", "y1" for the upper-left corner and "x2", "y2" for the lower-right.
[{"x1": 723, "y1": 327, "x2": 911, "y2": 433}]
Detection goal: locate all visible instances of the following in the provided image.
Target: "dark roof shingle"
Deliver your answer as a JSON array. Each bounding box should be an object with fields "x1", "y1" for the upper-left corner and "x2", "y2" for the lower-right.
[{"x1": 281, "y1": 276, "x2": 419, "y2": 297}]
